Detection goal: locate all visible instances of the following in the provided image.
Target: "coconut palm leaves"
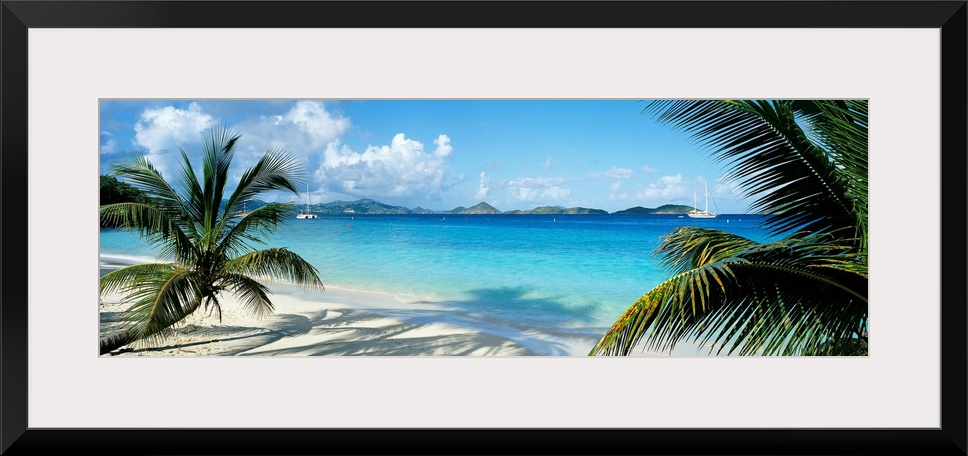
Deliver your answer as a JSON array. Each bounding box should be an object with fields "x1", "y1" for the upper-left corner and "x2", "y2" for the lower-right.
[
  {"x1": 591, "y1": 227, "x2": 868, "y2": 356},
  {"x1": 590, "y1": 100, "x2": 868, "y2": 356},
  {"x1": 99, "y1": 125, "x2": 323, "y2": 355}
]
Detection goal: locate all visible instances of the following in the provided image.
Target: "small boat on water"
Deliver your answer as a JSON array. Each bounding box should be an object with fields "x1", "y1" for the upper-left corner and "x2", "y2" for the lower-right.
[
  {"x1": 296, "y1": 183, "x2": 318, "y2": 219},
  {"x1": 231, "y1": 201, "x2": 250, "y2": 219},
  {"x1": 687, "y1": 180, "x2": 717, "y2": 219}
]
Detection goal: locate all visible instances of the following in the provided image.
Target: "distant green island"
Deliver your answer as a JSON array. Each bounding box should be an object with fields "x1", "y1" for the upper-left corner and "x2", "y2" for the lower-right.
[
  {"x1": 611, "y1": 204, "x2": 696, "y2": 215},
  {"x1": 100, "y1": 176, "x2": 717, "y2": 216},
  {"x1": 504, "y1": 205, "x2": 608, "y2": 215},
  {"x1": 271, "y1": 198, "x2": 701, "y2": 215}
]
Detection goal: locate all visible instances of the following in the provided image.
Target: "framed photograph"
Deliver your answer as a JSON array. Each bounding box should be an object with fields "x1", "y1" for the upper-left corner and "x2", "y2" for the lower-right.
[{"x1": 2, "y1": 1, "x2": 965, "y2": 455}]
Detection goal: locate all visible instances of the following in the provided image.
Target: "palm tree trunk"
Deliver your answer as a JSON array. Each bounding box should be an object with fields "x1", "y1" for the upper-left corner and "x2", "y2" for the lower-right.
[{"x1": 99, "y1": 330, "x2": 140, "y2": 355}]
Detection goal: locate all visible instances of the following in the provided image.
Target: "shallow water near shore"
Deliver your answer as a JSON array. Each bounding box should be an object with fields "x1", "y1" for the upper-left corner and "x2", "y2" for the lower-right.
[{"x1": 100, "y1": 213, "x2": 775, "y2": 355}]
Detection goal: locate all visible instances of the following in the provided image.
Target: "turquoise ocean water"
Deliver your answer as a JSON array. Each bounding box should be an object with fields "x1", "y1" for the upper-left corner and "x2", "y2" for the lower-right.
[{"x1": 100, "y1": 214, "x2": 775, "y2": 351}]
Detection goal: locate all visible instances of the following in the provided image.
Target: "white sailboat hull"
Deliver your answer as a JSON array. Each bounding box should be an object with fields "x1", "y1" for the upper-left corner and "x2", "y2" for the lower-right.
[
  {"x1": 297, "y1": 182, "x2": 317, "y2": 219},
  {"x1": 688, "y1": 180, "x2": 718, "y2": 218},
  {"x1": 687, "y1": 211, "x2": 717, "y2": 218}
]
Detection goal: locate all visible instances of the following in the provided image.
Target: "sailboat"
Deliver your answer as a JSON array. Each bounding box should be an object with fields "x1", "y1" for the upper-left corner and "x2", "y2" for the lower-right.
[
  {"x1": 231, "y1": 200, "x2": 249, "y2": 219},
  {"x1": 296, "y1": 183, "x2": 318, "y2": 219},
  {"x1": 687, "y1": 180, "x2": 718, "y2": 219}
]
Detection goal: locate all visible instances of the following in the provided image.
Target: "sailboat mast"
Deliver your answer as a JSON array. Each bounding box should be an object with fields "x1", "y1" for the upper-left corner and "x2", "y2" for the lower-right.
[{"x1": 704, "y1": 181, "x2": 708, "y2": 212}]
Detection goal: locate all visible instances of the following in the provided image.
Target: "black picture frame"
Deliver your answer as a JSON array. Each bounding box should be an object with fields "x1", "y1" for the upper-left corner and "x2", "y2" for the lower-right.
[{"x1": 2, "y1": 1, "x2": 965, "y2": 455}]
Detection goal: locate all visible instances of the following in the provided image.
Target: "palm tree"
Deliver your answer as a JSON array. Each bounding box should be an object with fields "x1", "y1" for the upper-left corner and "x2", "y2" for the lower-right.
[
  {"x1": 99, "y1": 125, "x2": 324, "y2": 355},
  {"x1": 590, "y1": 100, "x2": 868, "y2": 356}
]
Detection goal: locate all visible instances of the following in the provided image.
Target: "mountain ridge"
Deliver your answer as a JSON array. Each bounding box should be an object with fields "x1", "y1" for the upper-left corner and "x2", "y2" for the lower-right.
[
  {"x1": 611, "y1": 204, "x2": 697, "y2": 215},
  {"x1": 220, "y1": 198, "x2": 706, "y2": 215}
]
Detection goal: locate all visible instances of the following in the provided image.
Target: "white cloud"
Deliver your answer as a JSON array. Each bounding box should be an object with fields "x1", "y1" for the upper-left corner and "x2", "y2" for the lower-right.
[
  {"x1": 285, "y1": 100, "x2": 351, "y2": 148},
  {"x1": 641, "y1": 165, "x2": 659, "y2": 173},
  {"x1": 233, "y1": 101, "x2": 350, "y2": 158},
  {"x1": 540, "y1": 156, "x2": 555, "y2": 170},
  {"x1": 636, "y1": 174, "x2": 687, "y2": 199},
  {"x1": 607, "y1": 167, "x2": 635, "y2": 179},
  {"x1": 504, "y1": 176, "x2": 570, "y2": 203},
  {"x1": 128, "y1": 102, "x2": 216, "y2": 178},
  {"x1": 133, "y1": 102, "x2": 213, "y2": 155},
  {"x1": 507, "y1": 176, "x2": 566, "y2": 187},
  {"x1": 511, "y1": 187, "x2": 539, "y2": 202},
  {"x1": 609, "y1": 181, "x2": 631, "y2": 201},
  {"x1": 608, "y1": 174, "x2": 687, "y2": 203},
  {"x1": 590, "y1": 167, "x2": 635, "y2": 179},
  {"x1": 123, "y1": 101, "x2": 354, "y2": 200},
  {"x1": 433, "y1": 134, "x2": 453, "y2": 157},
  {"x1": 315, "y1": 132, "x2": 455, "y2": 199},
  {"x1": 223, "y1": 101, "x2": 352, "y2": 189},
  {"x1": 542, "y1": 186, "x2": 570, "y2": 200},
  {"x1": 100, "y1": 131, "x2": 116, "y2": 154},
  {"x1": 475, "y1": 171, "x2": 491, "y2": 201}
]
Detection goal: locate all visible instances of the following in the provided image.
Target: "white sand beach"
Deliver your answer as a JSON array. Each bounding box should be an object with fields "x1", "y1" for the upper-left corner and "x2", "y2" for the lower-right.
[{"x1": 99, "y1": 254, "x2": 617, "y2": 357}]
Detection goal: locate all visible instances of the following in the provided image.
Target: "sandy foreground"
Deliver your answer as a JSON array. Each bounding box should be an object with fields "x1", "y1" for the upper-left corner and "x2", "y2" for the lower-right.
[{"x1": 99, "y1": 254, "x2": 616, "y2": 357}]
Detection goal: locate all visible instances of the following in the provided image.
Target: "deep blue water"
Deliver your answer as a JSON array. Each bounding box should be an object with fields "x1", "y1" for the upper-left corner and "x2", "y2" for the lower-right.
[{"x1": 100, "y1": 214, "x2": 775, "y2": 331}]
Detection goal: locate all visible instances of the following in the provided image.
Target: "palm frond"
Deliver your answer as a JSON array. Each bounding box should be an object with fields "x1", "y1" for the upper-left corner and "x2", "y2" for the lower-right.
[
  {"x1": 642, "y1": 100, "x2": 861, "y2": 239},
  {"x1": 223, "y1": 247, "x2": 324, "y2": 290},
  {"x1": 196, "y1": 125, "x2": 242, "y2": 243},
  {"x1": 211, "y1": 148, "x2": 303, "y2": 255},
  {"x1": 654, "y1": 226, "x2": 759, "y2": 274},
  {"x1": 215, "y1": 203, "x2": 294, "y2": 258},
  {"x1": 176, "y1": 148, "x2": 207, "y2": 233},
  {"x1": 593, "y1": 100, "x2": 869, "y2": 357},
  {"x1": 219, "y1": 273, "x2": 275, "y2": 319},
  {"x1": 794, "y1": 100, "x2": 869, "y2": 252},
  {"x1": 100, "y1": 262, "x2": 180, "y2": 295},
  {"x1": 223, "y1": 148, "x2": 302, "y2": 221},
  {"x1": 99, "y1": 203, "x2": 195, "y2": 262},
  {"x1": 108, "y1": 155, "x2": 191, "y2": 220},
  {"x1": 103, "y1": 263, "x2": 202, "y2": 349},
  {"x1": 590, "y1": 235, "x2": 867, "y2": 356},
  {"x1": 100, "y1": 125, "x2": 324, "y2": 354}
]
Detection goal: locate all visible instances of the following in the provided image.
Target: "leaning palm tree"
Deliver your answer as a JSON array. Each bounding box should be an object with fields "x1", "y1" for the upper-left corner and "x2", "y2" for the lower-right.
[
  {"x1": 590, "y1": 100, "x2": 868, "y2": 356},
  {"x1": 99, "y1": 125, "x2": 324, "y2": 355}
]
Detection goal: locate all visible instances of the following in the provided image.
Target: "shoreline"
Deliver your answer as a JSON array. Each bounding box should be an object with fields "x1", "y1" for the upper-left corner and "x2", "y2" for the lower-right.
[
  {"x1": 99, "y1": 253, "x2": 612, "y2": 356},
  {"x1": 99, "y1": 253, "x2": 716, "y2": 357}
]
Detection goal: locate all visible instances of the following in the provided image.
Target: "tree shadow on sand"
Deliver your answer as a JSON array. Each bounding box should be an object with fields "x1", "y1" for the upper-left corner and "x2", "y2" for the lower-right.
[
  {"x1": 398, "y1": 286, "x2": 610, "y2": 355},
  {"x1": 103, "y1": 286, "x2": 613, "y2": 356},
  {"x1": 238, "y1": 308, "x2": 537, "y2": 356},
  {"x1": 108, "y1": 314, "x2": 313, "y2": 356}
]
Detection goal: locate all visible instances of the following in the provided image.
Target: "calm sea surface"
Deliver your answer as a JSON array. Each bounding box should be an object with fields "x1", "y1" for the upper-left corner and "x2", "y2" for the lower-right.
[{"x1": 100, "y1": 214, "x2": 775, "y2": 339}]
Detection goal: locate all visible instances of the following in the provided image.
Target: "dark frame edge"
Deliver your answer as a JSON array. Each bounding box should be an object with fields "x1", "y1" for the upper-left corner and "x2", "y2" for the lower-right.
[
  {"x1": 0, "y1": 2, "x2": 29, "y2": 455},
  {"x1": 1, "y1": 1, "x2": 966, "y2": 28},
  {"x1": 1, "y1": 1, "x2": 966, "y2": 456},
  {"x1": 2, "y1": 428, "x2": 967, "y2": 455},
  {"x1": 940, "y1": 2, "x2": 968, "y2": 454}
]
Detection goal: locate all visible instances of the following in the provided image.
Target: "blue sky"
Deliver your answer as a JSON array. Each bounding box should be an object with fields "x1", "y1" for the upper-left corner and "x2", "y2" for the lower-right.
[{"x1": 99, "y1": 99, "x2": 750, "y2": 213}]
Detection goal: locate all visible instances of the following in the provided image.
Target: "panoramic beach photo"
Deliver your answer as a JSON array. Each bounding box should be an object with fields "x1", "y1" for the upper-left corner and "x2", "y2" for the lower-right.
[{"x1": 98, "y1": 99, "x2": 869, "y2": 357}]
